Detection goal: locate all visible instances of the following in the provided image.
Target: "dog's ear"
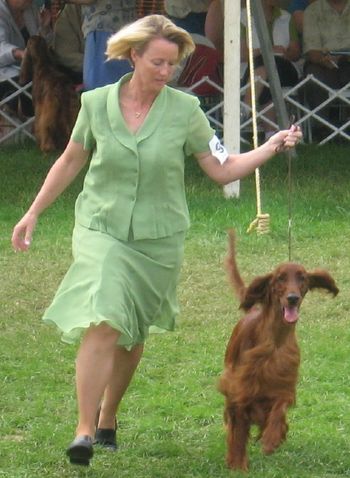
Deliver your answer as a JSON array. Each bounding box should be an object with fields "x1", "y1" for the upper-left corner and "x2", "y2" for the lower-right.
[
  {"x1": 307, "y1": 270, "x2": 339, "y2": 296},
  {"x1": 240, "y1": 273, "x2": 273, "y2": 310}
]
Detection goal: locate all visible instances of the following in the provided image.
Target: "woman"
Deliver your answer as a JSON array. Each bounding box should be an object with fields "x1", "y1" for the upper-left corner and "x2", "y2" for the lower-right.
[{"x1": 11, "y1": 14, "x2": 302, "y2": 467}]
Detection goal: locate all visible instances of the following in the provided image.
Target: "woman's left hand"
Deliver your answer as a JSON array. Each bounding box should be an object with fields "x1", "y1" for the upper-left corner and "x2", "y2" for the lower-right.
[{"x1": 268, "y1": 124, "x2": 302, "y2": 153}]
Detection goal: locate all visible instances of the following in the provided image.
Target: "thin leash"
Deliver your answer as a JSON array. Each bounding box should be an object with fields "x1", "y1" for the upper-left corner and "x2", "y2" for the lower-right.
[{"x1": 287, "y1": 114, "x2": 295, "y2": 262}]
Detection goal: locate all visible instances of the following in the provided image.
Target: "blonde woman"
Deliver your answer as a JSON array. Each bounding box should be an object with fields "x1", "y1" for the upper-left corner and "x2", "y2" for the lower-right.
[{"x1": 12, "y1": 14, "x2": 302, "y2": 467}]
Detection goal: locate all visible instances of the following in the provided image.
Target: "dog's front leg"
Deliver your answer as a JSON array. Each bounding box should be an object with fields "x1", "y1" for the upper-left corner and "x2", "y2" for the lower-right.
[
  {"x1": 261, "y1": 399, "x2": 290, "y2": 454},
  {"x1": 226, "y1": 403, "x2": 250, "y2": 471}
]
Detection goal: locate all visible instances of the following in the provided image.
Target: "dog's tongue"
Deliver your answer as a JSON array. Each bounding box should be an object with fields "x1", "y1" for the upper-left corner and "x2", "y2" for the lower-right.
[{"x1": 284, "y1": 307, "x2": 299, "y2": 323}]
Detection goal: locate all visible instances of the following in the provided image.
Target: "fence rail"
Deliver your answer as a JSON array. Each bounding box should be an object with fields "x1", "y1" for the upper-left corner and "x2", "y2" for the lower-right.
[
  {"x1": 184, "y1": 74, "x2": 350, "y2": 145},
  {"x1": 1, "y1": 74, "x2": 349, "y2": 146}
]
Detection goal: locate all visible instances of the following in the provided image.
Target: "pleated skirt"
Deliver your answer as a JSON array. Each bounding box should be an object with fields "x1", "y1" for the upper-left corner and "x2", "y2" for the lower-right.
[{"x1": 43, "y1": 224, "x2": 185, "y2": 349}]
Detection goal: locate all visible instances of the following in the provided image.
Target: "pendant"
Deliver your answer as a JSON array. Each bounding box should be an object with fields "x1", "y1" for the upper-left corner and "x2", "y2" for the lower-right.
[{"x1": 135, "y1": 112, "x2": 141, "y2": 118}]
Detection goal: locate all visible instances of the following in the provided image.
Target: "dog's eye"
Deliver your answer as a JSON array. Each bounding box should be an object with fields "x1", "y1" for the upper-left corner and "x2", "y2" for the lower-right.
[{"x1": 276, "y1": 274, "x2": 286, "y2": 283}]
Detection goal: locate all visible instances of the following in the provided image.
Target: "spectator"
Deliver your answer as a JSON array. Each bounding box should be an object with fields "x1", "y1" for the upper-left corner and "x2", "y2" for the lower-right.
[
  {"x1": 166, "y1": 0, "x2": 223, "y2": 97},
  {"x1": 0, "y1": 0, "x2": 51, "y2": 114},
  {"x1": 0, "y1": 0, "x2": 51, "y2": 78},
  {"x1": 164, "y1": 0, "x2": 211, "y2": 35},
  {"x1": 52, "y1": 4, "x2": 84, "y2": 84},
  {"x1": 303, "y1": 0, "x2": 350, "y2": 129},
  {"x1": 79, "y1": 0, "x2": 137, "y2": 90},
  {"x1": 240, "y1": 0, "x2": 301, "y2": 138},
  {"x1": 205, "y1": 0, "x2": 224, "y2": 60},
  {"x1": 288, "y1": 0, "x2": 316, "y2": 37},
  {"x1": 172, "y1": 32, "x2": 223, "y2": 97}
]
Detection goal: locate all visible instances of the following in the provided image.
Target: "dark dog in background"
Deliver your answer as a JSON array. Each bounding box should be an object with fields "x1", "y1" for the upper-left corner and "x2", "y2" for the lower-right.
[
  {"x1": 219, "y1": 229, "x2": 339, "y2": 471},
  {"x1": 19, "y1": 35, "x2": 80, "y2": 153}
]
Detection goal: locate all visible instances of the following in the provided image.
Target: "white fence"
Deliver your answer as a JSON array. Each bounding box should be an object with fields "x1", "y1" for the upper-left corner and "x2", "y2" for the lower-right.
[
  {"x1": 1, "y1": 73, "x2": 349, "y2": 146},
  {"x1": 184, "y1": 74, "x2": 350, "y2": 145}
]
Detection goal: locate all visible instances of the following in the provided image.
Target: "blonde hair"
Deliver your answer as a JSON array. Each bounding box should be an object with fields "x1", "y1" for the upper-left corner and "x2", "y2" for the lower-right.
[{"x1": 106, "y1": 14, "x2": 195, "y2": 65}]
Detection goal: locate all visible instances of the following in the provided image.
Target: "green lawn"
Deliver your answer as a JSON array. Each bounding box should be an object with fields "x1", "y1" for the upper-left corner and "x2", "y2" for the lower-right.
[{"x1": 0, "y1": 142, "x2": 349, "y2": 477}]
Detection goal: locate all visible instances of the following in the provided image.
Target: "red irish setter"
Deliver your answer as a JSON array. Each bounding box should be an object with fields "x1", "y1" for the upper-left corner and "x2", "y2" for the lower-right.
[
  {"x1": 219, "y1": 229, "x2": 339, "y2": 471},
  {"x1": 19, "y1": 36, "x2": 80, "y2": 153}
]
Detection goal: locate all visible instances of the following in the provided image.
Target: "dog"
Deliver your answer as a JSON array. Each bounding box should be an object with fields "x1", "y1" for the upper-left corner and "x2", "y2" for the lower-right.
[
  {"x1": 218, "y1": 229, "x2": 339, "y2": 471},
  {"x1": 19, "y1": 35, "x2": 80, "y2": 153}
]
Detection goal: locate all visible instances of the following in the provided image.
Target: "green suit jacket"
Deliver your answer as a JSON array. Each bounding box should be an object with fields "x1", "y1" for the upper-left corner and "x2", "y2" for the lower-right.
[{"x1": 71, "y1": 74, "x2": 215, "y2": 241}]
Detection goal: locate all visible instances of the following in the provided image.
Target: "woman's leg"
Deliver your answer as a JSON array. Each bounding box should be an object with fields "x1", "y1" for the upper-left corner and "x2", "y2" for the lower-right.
[
  {"x1": 74, "y1": 323, "x2": 121, "y2": 438},
  {"x1": 97, "y1": 343, "x2": 144, "y2": 429}
]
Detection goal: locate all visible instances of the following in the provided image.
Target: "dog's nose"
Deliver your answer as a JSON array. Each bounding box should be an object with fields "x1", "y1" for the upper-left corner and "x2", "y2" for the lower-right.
[{"x1": 287, "y1": 293, "x2": 300, "y2": 306}]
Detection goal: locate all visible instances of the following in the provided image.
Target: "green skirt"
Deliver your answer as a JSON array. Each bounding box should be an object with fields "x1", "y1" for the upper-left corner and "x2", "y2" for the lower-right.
[{"x1": 43, "y1": 224, "x2": 185, "y2": 349}]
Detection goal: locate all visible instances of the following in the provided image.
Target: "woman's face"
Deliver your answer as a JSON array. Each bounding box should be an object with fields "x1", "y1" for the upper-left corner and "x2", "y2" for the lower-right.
[{"x1": 131, "y1": 37, "x2": 179, "y2": 93}]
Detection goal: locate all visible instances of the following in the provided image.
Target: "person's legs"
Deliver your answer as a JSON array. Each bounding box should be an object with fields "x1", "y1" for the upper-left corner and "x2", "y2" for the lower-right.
[
  {"x1": 303, "y1": 62, "x2": 339, "y2": 115},
  {"x1": 241, "y1": 55, "x2": 267, "y2": 120},
  {"x1": 67, "y1": 323, "x2": 143, "y2": 463},
  {"x1": 97, "y1": 343, "x2": 144, "y2": 430},
  {"x1": 74, "y1": 323, "x2": 121, "y2": 438}
]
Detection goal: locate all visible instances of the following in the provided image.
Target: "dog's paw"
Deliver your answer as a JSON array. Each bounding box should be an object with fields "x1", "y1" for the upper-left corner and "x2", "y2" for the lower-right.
[{"x1": 226, "y1": 454, "x2": 249, "y2": 471}]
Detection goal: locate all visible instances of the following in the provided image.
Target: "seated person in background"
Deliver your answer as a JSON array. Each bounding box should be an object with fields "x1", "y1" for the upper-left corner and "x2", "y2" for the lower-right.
[
  {"x1": 240, "y1": 0, "x2": 301, "y2": 138},
  {"x1": 171, "y1": 32, "x2": 223, "y2": 97},
  {"x1": 205, "y1": 0, "x2": 224, "y2": 61},
  {"x1": 288, "y1": 0, "x2": 316, "y2": 37},
  {"x1": 303, "y1": 0, "x2": 350, "y2": 125},
  {"x1": 168, "y1": 0, "x2": 223, "y2": 97},
  {"x1": 164, "y1": 0, "x2": 211, "y2": 35},
  {"x1": 0, "y1": 0, "x2": 51, "y2": 114},
  {"x1": 52, "y1": 3, "x2": 84, "y2": 84},
  {"x1": 0, "y1": 0, "x2": 51, "y2": 78}
]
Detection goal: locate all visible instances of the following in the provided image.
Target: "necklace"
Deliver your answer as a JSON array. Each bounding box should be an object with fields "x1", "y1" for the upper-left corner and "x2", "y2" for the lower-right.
[{"x1": 135, "y1": 111, "x2": 141, "y2": 118}]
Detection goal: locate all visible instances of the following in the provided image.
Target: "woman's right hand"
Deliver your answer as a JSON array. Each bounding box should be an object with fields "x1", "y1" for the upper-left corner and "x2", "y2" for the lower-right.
[{"x1": 12, "y1": 212, "x2": 38, "y2": 252}]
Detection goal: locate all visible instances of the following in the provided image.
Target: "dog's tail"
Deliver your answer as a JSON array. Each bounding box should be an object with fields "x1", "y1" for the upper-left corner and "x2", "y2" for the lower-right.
[{"x1": 225, "y1": 229, "x2": 246, "y2": 302}]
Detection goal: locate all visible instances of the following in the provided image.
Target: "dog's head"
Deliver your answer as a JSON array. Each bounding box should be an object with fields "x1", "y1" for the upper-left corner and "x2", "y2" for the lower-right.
[{"x1": 240, "y1": 262, "x2": 339, "y2": 324}]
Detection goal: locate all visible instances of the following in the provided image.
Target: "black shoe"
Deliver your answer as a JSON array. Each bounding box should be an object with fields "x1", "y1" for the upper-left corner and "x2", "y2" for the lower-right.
[
  {"x1": 94, "y1": 425, "x2": 117, "y2": 451},
  {"x1": 66, "y1": 435, "x2": 93, "y2": 466}
]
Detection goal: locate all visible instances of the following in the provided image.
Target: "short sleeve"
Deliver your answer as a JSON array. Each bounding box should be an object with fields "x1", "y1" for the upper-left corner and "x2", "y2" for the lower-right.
[
  {"x1": 184, "y1": 98, "x2": 216, "y2": 157},
  {"x1": 70, "y1": 92, "x2": 96, "y2": 151}
]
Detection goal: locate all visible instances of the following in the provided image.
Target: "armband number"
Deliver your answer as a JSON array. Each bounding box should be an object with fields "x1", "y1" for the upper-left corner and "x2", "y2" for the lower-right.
[{"x1": 209, "y1": 135, "x2": 229, "y2": 165}]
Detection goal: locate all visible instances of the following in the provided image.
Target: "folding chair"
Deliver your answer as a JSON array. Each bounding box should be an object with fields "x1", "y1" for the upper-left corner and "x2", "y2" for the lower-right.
[{"x1": 0, "y1": 66, "x2": 35, "y2": 145}]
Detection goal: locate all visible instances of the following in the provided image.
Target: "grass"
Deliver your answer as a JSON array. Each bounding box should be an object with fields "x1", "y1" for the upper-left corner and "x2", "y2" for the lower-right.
[{"x1": 1, "y1": 142, "x2": 350, "y2": 477}]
